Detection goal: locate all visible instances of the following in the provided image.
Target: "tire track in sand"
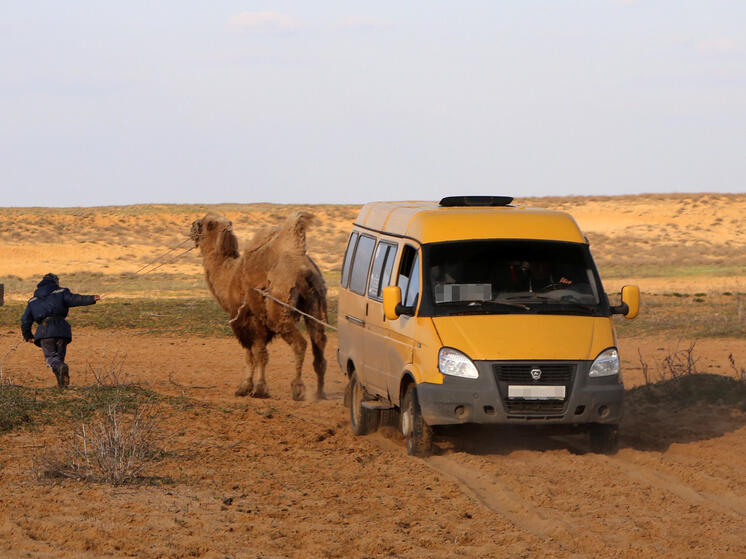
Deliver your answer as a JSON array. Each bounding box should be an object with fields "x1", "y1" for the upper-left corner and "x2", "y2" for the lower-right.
[
  {"x1": 422, "y1": 454, "x2": 575, "y2": 542},
  {"x1": 371, "y1": 434, "x2": 576, "y2": 543},
  {"x1": 554, "y1": 437, "x2": 746, "y2": 519},
  {"x1": 604, "y1": 455, "x2": 746, "y2": 518}
]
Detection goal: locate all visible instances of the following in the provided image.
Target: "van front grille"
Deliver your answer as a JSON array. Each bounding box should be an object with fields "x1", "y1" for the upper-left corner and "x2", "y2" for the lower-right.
[
  {"x1": 494, "y1": 364, "x2": 574, "y2": 383},
  {"x1": 492, "y1": 362, "x2": 577, "y2": 418}
]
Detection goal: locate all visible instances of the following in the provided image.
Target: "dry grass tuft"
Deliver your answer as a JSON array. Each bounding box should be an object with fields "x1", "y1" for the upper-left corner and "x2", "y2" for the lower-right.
[
  {"x1": 637, "y1": 347, "x2": 650, "y2": 385},
  {"x1": 34, "y1": 402, "x2": 164, "y2": 485},
  {"x1": 87, "y1": 351, "x2": 135, "y2": 386},
  {"x1": 728, "y1": 353, "x2": 746, "y2": 382}
]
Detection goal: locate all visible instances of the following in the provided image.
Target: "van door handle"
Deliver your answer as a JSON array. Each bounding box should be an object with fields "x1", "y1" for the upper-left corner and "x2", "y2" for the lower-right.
[{"x1": 345, "y1": 315, "x2": 365, "y2": 326}]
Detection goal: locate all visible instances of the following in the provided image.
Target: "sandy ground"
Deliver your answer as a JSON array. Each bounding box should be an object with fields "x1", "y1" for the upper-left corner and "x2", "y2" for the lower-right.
[{"x1": 1, "y1": 329, "x2": 744, "y2": 558}]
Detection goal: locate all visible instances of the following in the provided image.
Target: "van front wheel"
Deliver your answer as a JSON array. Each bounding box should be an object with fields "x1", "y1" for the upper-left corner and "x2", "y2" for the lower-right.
[
  {"x1": 401, "y1": 384, "x2": 433, "y2": 457},
  {"x1": 349, "y1": 373, "x2": 379, "y2": 436}
]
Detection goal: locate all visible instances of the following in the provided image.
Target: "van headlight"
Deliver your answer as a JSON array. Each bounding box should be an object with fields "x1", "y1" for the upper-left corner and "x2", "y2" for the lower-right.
[
  {"x1": 438, "y1": 347, "x2": 479, "y2": 379},
  {"x1": 588, "y1": 348, "x2": 620, "y2": 378}
]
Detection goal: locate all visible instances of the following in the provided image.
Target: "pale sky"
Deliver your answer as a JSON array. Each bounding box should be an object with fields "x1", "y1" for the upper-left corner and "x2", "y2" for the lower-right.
[{"x1": 1, "y1": 1, "x2": 745, "y2": 206}]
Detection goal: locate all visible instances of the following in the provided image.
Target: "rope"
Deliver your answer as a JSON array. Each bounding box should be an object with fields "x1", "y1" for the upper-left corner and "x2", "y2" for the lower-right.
[
  {"x1": 133, "y1": 238, "x2": 193, "y2": 275},
  {"x1": 253, "y1": 288, "x2": 337, "y2": 331},
  {"x1": 97, "y1": 241, "x2": 195, "y2": 300},
  {"x1": 136, "y1": 246, "x2": 195, "y2": 276}
]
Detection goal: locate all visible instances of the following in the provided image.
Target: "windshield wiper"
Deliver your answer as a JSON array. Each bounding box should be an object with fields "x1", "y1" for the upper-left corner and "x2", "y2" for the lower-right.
[
  {"x1": 506, "y1": 295, "x2": 596, "y2": 312},
  {"x1": 505, "y1": 295, "x2": 553, "y2": 303},
  {"x1": 489, "y1": 299, "x2": 530, "y2": 310},
  {"x1": 438, "y1": 299, "x2": 530, "y2": 312}
]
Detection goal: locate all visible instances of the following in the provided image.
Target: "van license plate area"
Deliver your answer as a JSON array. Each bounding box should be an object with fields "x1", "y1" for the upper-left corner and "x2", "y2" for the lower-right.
[{"x1": 508, "y1": 385, "x2": 565, "y2": 400}]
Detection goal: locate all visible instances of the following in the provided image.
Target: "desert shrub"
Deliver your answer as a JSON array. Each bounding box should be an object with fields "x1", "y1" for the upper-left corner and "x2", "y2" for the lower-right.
[
  {"x1": 659, "y1": 342, "x2": 699, "y2": 379},
  {"x1": 86, "y1": 351, "x2": 134, "y2": 387},
  {"x1": 34, "y1": 402, "x2": 164, "y2": 485}
]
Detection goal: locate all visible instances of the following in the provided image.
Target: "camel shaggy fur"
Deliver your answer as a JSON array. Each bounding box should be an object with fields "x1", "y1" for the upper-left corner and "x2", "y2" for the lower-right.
[{"x1": 190, "y1": 212, "x2": 328, "y2": 400}]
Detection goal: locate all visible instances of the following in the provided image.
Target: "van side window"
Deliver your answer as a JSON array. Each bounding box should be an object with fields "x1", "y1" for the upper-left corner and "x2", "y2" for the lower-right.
[
  {"x1": 397, "y1": 245, "x2": 419, "y2": 307},
  {"x1": 405, "y1": 253, "x2": 420, "y2": 307},
  {"x1": 380, "y1": 244, "x2": 398, "y2": 297},
  {"x1": 341, "y1": 232, "x2": 358, "y2": 288},
  {"x1": 349, "y1": 235, "x2": 376, "y2": 295},
  {"x1": 367, "y1": 242, "x2": 397, "y2": 300}
]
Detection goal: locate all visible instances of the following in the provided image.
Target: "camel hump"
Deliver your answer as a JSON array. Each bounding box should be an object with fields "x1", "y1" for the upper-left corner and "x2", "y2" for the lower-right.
[{"x1": 278, "y1": 211, "x2": 315, "y2": 254}]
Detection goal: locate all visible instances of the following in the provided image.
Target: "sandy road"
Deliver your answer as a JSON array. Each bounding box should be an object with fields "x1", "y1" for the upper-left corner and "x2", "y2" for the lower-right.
[
  {"x1": 415, "y1": 428, "x2": 746, "y2": 557},
  {"x1": 1, "y1": 329, "x2": 745, "y2": 558}
]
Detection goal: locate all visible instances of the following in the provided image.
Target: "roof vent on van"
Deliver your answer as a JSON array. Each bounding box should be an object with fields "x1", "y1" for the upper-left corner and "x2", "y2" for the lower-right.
[{"x1": 439, "y1": 196, "x2": 514, "y2": 207}]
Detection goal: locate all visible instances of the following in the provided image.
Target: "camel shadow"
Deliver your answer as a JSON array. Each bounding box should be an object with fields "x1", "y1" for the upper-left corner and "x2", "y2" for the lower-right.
[{"x1": 434, "y1": 373, "x2": 746, "y2": 455}]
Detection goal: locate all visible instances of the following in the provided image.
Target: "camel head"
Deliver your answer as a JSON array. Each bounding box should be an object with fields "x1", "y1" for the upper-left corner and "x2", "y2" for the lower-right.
[{"x1": 190, "y1": 213, "x2": 239, "y2": 259}]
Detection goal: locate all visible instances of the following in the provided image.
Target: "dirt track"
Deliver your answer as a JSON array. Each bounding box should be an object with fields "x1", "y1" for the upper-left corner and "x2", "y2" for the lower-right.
[{"x1": 1, "y1": 330, "x2": 745, "y2": 558}]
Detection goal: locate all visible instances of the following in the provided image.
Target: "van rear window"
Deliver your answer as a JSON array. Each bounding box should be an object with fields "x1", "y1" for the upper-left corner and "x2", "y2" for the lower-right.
[{"x1": 349, "y1": 235, "x2": 376, "y2": 295}]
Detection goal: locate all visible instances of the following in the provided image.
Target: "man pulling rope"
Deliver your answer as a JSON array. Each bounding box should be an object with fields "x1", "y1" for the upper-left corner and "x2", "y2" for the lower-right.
[{"x1": 20, "y1": 273, "x2": 100, "y2": 388}]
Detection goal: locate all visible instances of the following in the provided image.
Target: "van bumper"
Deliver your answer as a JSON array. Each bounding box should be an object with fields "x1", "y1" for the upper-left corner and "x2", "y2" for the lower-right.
[{"x1": 416, "y1": 360, "x2": 623, "y2": 426}]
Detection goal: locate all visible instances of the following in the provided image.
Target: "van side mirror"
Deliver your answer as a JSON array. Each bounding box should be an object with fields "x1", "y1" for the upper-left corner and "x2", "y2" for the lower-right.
[
  {"x1": 611, "y1": 285, "x2": 640, "y2": 319},
  {"x1": 383, "y1": 286, "x2": 402, "y2": 320},
  {"x1": 383, "y1": 286, "x2": 414, "y2": 319}
]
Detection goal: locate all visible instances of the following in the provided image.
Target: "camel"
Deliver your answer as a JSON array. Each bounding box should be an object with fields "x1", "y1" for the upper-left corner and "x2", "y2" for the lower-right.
[{"x1": 190, "y1": 212, "x2": 328, "y2": 401}]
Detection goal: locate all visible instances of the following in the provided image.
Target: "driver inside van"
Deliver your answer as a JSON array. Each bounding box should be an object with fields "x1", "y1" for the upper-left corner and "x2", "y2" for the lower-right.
[{"x1": 508, "y1": 260, "x2": 573, "y2": 293}]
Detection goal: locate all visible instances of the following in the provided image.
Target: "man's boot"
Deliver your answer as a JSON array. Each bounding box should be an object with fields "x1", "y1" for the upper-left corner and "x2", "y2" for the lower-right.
[
  {"x1": 58, "y1": 363, "x2": 70, "y2": 387},
  {"x1": 52, "y1": 364, "x2": 64, "y2": 388}
]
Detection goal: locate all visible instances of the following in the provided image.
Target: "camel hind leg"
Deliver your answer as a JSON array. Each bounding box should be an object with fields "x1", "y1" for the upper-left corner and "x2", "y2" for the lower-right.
[
  {"x1": 279, "y1": 325, "x2": 308, "y2": 401},
  {"x1": 304, "y1": 316, "x2": 327, "y2": 400}
]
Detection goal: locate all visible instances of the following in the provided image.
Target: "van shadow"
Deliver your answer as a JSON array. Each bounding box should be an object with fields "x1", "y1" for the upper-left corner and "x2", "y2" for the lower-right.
[
  {"x1": 619, "y1": 373, "x2": 746, "y2": 452},
  {"x1": 435, "y1": 373, "x2": 746, "y2": 455}
]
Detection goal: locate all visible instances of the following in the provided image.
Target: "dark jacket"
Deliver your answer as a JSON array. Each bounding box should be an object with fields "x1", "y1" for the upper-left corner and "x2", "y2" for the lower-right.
[{"x1": 21, "y1": 277, "x2": 97, "y2": 345}]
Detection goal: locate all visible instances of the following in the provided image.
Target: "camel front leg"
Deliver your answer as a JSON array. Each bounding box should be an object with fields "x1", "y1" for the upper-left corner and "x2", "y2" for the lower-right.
[
  {"x1": 280, "y1": 326, "x2": 308, "y2": 401},
  {"x1": 235, "y1": 348, "x2": 255, "y2": 397},
  {"x1": 250, "y1": 343, "x2": 270, "y2": 398}
]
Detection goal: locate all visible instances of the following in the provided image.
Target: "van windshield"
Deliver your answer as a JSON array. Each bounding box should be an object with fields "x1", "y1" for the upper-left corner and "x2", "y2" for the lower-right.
[{"x1": 424, "y1": 240, "x2": 607, "y2": 317}]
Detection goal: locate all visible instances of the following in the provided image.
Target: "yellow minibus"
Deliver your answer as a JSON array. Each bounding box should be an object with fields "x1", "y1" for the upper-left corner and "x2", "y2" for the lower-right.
[{"x1": 337, "y1": 196, "x2": 639, "y2": 455}]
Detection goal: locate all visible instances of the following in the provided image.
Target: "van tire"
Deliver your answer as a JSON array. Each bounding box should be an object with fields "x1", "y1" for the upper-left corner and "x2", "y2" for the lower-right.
[
  {"x1": 349, "y1": 373, "x2": 379, "y2": 436},
  {"x1": 589, "y1": 423, "x2": 619, "y2": 454},
  {"x1": 401, "y1": 384, "x2": 433, "y2": 457}
]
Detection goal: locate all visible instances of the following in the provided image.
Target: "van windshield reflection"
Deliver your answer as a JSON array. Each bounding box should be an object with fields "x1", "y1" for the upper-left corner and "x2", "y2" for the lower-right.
[{"x1": 425, "y1": 240, "x2": 605, "y2": 317}]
